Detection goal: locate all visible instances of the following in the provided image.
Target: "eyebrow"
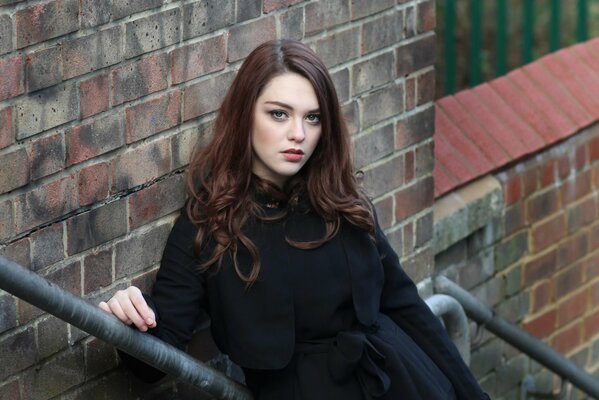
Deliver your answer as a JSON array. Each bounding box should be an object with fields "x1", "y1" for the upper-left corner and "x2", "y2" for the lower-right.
[{"x1": 264, "y1": 101, "x2": 320, "y2": 114}]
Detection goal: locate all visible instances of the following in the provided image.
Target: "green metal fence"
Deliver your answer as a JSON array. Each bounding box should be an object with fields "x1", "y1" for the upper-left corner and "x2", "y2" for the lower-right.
[{"x1": 438, "y1": 0, "x2": 597, "y2": 97}]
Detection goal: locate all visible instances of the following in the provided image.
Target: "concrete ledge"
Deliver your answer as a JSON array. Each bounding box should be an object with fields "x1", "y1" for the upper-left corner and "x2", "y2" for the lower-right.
[{"x1": 433, "y1": 175, "x2": 503, "y2": 254}]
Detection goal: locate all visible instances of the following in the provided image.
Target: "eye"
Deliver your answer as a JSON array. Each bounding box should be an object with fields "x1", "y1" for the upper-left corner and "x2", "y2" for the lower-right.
[
  {"x1": 270, "y1": 110, "x2": 287, "y2": 120},
  {"x1": 306, "y1": 113, "x2": 321, "y2": 124}
]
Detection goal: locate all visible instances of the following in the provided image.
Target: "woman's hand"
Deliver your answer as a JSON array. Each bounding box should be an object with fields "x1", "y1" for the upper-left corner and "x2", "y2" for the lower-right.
[{"x1": 99, "y1": 286, "x2": 157, "y2": 332}]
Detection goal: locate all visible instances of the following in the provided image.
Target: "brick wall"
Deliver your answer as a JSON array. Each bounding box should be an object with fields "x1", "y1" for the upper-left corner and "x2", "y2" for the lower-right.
[
  {"x1": 435, "y1": 123, "x2": 599, "y2": 399},
  {"x1": 0, "y1": 0, "x2": 435, "y2": 398}
]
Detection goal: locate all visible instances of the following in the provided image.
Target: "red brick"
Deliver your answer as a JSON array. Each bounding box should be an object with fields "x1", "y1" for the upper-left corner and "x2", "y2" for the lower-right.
[
  {"x1": 110, "y1": 138, "x2": 171, "y2": 192},
  {"x1": 228, "y1": 17, "x2": 276, "y2": 62},
  {"x1": 16, "y1": 0, "x2": 79, "y2": 48},
  {"x1": 595, "y1": 165, "x2": 599, "y2": 189},
  {"x1": 557, "y1": 153, "x2": 570, "y2": 180},
  {"x1": 415, "y1": 140, "x2": 434, "y2": 178},
  {"x1": 0, "y1": 237, "x2": 30, "y2": 268},
  {"x1": 405, "y1": 76, "x2": 416, "y2": 110},
  {"x1": 555, "y1": 262, "x2": 584, "y2": 298},
  {"x1": 79, "y1": 73, "x2": 109, "y2": 119},
  {"x1": 83, "y1": 248, "x2": 113, "y2": 295},
  {"x1": 29, "y1": 133, "x2": 64, "y2": 181},
  {"x1": 417, "y1": 0, "x2": 435, "y2": 33},
  {"x1": 525, "y1": 188, "x2": 559, "y2": 224},
  {"x1": 504, "y1": 175, "x2": 522, "y2": 205},
  {"x1": 552, "y1": 323, "x2": 581, "y2": 354},
  {"x1": 416, "y1": 69, "x2": 435, "y2": 106},
  {"x1": 532, "y1": 280, "x2": 554, "y2": 312},
  {"x1": 264, "y1": 0, "x2": 302, "y2": 13},
  {"x1": 590, "y1": 136, "x2": 599, "y2": 163},
  {"x1": 540, "y1": 159, "x2": 555, "y2": 188},
  {"x1": 592, "y1": 222, "x2": 599, "y2": 249},
  {"x1": 524, "y1": 249, "x2": 557, "y2": 285},
  {"x1": 0, "y1": 55, "x2": 24, "y2": 101},
  {"x1": 584, "y1": 309, "x2": 599, "y2": 341},
  {"x1": 78, "y1": 162, "x2": 109, "y2": 206},
  {"x1": 567, "y1": 196, "x2": 597, "y2": 233},
  {"x1": 125, "y1": 91, "x2": 181, "y2": 143},
  {"x1": 561, "y1": 170, "x2": 591, "y2": 205},
  {"x1": 523, "y1": 309, "x2": 556, "y2": 339},
  {"x1": 395, "y1": 177, "x2": 433, "y2": 222},
  {"x1": 557, "y1": 290, "x2": 587, "y2": 325},
  {"x1": 112, "y1": 54, "x2": 168, "y2": 106},
  {"x1": 575, "y1": 144, "x2": 588, "y2": 171},
  {"x1": 183, "y1": 71, "x2": 235, "y2": 121},
  {"x1": 0, "y1": 106, "x2": 14, "y2": 150},
  {"x1": 43, "y1": 260, "x2": 81, "y2": 295},
  {"x1": 65, "y1": 113, "x2": 125, "y2": 166},
  {"x1": 557, "y1": 232, "x2": 588, "y2": 268},
  {"x1": 504, "y1": 202, "x2": 525, "y2": 236},
  {"x1": 171, "y1": 35, "x2": 226, "y2": 84},
  {"x1": 0, "y1": 147, "x2": 29, "y2": 193},
  {"x1": 404, "y1": 150, "x2": 415, "y2": 184},
  {"x1": 531, "y1": 213, "x2": 565, "y2": 252},
  {"x1": 402, "y1": 221, "x2": 414, "y2": 255},
  {"x1": 521, "y1": 167, "x2": 539, "y2": 197},
  {"x1": 128, "y1": 174, "x2": 185, "y2": 229},
  {"x1": 305, "y1": 0, "x2": 350, "y2": 34},
  {"x1": 587, "y1": 251, "x2": 599, "y2": 282},
  {"x1": 0, "y1": 379, "x2": 21, "y2": 399}
]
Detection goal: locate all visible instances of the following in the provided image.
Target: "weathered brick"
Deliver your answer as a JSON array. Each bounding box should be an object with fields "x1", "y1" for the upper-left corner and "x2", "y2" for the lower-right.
[
  {"x1": 83, "y1": 248, "x2": 112, "y2": 295},
  {"x1": 79, "y1": 73, "x2": 109, "y2": 119},
  {"x1": 552, "y1": 323, "x2": 581, "y2": 354},
  {"x1": 416, "y1": 69, "x2": 435, "y2": 106},
  {"x1": 402, "y1": 221, "x2": 414, "y2": 255},
  {"x1": 23, "y1": 346, "x2": 85, "y2": 400},
  {"x1": 352, "y1": 124, "x2": 394, "y2": 170},
  {"x1": 417, "y1": 0, "x2": 435, "y2": 33},
  {"x1": 125, "y1": 9, "x2": 180, "y2": 59},
  {"x1": 555, "y1": 262, "x2": 584, "y2": 298},
  {"x1": 15, "y1": 82, "x2": 79, "y2": 140},
  {"x1": 182, "y1": 0, "x2": 234, "y2": 40},
  {"x1": 0, "y1": 293, "x2": 17, "y2": 334},
  {"x1": 561, "y1": 170, "x2": 591, "y2": 205},
  {"x1": 131, "y1": 268, "x2": 159, "y2": 294},
  {"x1": 361, "y1": 82, "x2": 404, "y2": 128},
  {"x1": 0, "y1": 55, "x2": 24, "y2": 101},
  {"x1": 0, "y1": 326, "x2": 36, "y2": 381},
  {"x1": 363, "y1": 155, "x2": 403, "y2": 198},
  {"x1": 264, "y1": 0, "x2": 302, "y2": 13},
  {"x1": 37, "y1": 316, "x2": 69, "y2": 359},
  {"x1": 557, "y1": 232, "x2": 588, "y2": 268},
  {"x1": 305, "y1": 0, "x2": 350, "y2": 35},
  {"x1": 415, "y1": 211, "x2": 433, "y2": 247},
  {"x1": 111, "y1": 138, "x2": 171, "y2": 192},
  {"x1": 494, "y1": 232, "x2": 528, "y2": 271},
  {"x1": 350, "y1": 0, "x2": 394, "y2": 20},
  {"x1": 0, "y1": 200, "x2": 14, "y2": 241},
  {"x1": 62, "y1": 26, "x2": 122, "y2": 80},
  {"x1": 66, "y1": 200, "x2": 127, "y2": 255},
  {"x1": 524, "y1": 249, "x2": 556, "y2": 285},
  {"x1": 395, "y1": 177, "x2": 433, "y2": 222},
  {"x1": 183, "y1": 71, "x2": 235, "y2": 121},
  {"x1": 128, "y1": 173, "x2": 185, "y2": 229},
  {"x1": 125, "y1": 91, "x2": 181, "y2": 143},
  {"x1": 43, "y1": 260, "x2": 81, "y2": 296},
  {"x1": 568, "y1": 196, "x2": 598, "y2": 234},
  {"x1": 85, "y1": 338, "x2": 118, "y2": 378},
  {"x1": 112, "y1": 54, "x2": 168, "y2": 105},
  {"x1": 470, "y1": 339, "x2": 502, "y2": 378},
  {"x1": 404, "y1": 76, "x2": 416, "y2": 110},
  {"x1": 29, "y1": 133, "x2": 64, "y2": 181},
  {"x1": 0, "y1": 378, "x2": 20, "y2": 399},
  {"x1": 373, "y1": 195, "x2": 393, "y2": 230},
  {"x1": 525, "y1": 188, "x2": 559, "y2": 224},
  {"x1": 79, "y1": 0, "x2": 110, "y2": 28},
  {"x1": 331, "y1": 68, "x2": 350, "y2": 102},
  {"x1": 0, "y1": 147, "x2": 29, "y2": 193},
  {"x1": 352, "y1": 51, "x2": 394, "y2": 95},
  {"x1": 0, "y1": 14, "x2": 12, "y2": 56},
  {"x1": 403, "y1": 4, "x2": 416, "y2": 38},
  {"x1": 396, "y1": 105, "x2": 434, "y2": 150},
  {"x1": 415, "y1": 140, "x2": 434, "y2": 177},
  {"x1": 65, "y1": 112, "x2": 125, "y2": 166},
  {"x1": 403, "y1": 149, "x2": 414, "y2": 184},
  {"x1": 26, "y1": 46, "x2": 62, "y2": 92},
  {"x1": 342, "y1": 101, "x2": 359, "y2": 136},
  {"x1": 16, "y1": 0, "x2": 79, "y2": 48},
  {"x1": 279, "y1": 6, "x2": 304, "y2": 40},
  {"x1": 504, "y1": 202, "x2": 525, "y2": 236},
  {"x1": 236, "y1": 0, "x2": 261, "y2": 22},
  {"x1": 16, "y1": 297, "x2": 43, "y2": 325},
  {"x1": 0, "y1": 237, "x2": 30, "y2": 268},
  {"x1": 111, "y1": 0, "x2": 162, "y2": 21},
  {"x1": 171, "y1": 35, "x2": 226, "y2": 84},
  {"x1": 0, "y1": 106, "x2": 14, "y2": 150},
  {"x1": 523, "y1": 309, "x2": 556, "y2": 339},
  {"x1": 540, "y1": 159, "x2": 555, "y2": 188},
  {"x1": 311, "y1": 27, "x2": 360, "y2": 68},
  {"x1": 557, "y1": 290, "x2": 587, "y2": 326},
  {"x1": 497, "y1": 291, "x2": 529, "y2": 322},
  {"x1": 115, "y1": 222, "x2": 172, "y2": 279},
  {"x1": 171, "y1": 124, "x2": 209, "y2": 169},
  {"x1": 361, "y1": 11, "x2": 402, "y2": 55},
  {"x1": 531, "y1": 213, "x2": 565, "y2": 253},
  {"x1": 78, "y1": 162, "x2": 109, "y2": 207},
  {"x1": 402, "y1": 246, "x2": 433, "y2": 283},
  {"x1": 228, "y1": 17, "x2": 276, "y2": 62},
  {"x1": 30, "y1": 223, "x2": 64, "y2": 271}
]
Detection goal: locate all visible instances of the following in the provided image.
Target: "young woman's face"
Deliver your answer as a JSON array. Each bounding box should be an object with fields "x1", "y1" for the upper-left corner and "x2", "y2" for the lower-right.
[{"x1": 251, "y1": 72, "x2": 322, "y2": 188}]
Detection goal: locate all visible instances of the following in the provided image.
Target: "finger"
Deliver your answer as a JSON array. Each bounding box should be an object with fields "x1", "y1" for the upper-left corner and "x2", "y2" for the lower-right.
[
  {"x1": 98, "y1": 301, "x2": 110, "y2": 313},
  {"x1": 129, "y1": 289, "x2": 156, "y2": 328},
  {"x1": 119, "y1": 297, "x2": 149, "y2": 332},
  {"x1": 106, "y1": 298, "x2": 131, "y2": 325}
]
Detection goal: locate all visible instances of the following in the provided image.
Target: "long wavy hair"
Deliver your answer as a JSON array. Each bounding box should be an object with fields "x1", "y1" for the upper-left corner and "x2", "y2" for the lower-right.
[{"x1": 186, "y1": 39, "x2": 374, "y2": 285}]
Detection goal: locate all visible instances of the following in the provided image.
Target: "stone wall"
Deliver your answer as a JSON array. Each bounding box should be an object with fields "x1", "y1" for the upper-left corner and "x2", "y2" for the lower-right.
[{"x1": 0, "y1": 0, "x2": 436, "y2": 398}]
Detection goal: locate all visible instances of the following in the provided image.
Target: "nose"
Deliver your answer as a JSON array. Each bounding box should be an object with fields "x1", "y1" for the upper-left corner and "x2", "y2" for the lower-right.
[{"x1": 288, "y1": 118, "x2": 305, "y2": 142}]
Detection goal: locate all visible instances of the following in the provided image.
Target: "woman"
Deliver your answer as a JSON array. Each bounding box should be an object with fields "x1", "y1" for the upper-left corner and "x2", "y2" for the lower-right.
[{"x1": 100, "y1": 39, "x2": 487, "y2": 399}]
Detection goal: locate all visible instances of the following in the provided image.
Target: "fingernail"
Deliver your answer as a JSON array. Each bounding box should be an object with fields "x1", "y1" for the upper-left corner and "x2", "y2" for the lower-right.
[{"x1": 146, "y1": 318, "x2": 154, "y2": 325}]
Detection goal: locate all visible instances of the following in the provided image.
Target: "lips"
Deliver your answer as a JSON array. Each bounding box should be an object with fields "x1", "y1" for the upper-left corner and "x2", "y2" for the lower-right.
[
  {"x1": 282, "y1": 149, "x2": 304, "y2": 155},
  {"x1": 282, "y1": 148, "x2": 304, "y2": 162}
]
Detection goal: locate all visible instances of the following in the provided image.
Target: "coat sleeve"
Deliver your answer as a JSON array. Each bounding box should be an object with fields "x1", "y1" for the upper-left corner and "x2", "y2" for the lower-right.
[
  {"x1": 119, "y1": 209, "x2": 208, "y2": 382},
  {"x1": 376, "y1": 219, "x2": 488, "y2": 399}
]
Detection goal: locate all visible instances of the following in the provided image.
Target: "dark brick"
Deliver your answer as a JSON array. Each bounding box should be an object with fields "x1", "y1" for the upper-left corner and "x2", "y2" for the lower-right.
[
  {"x1": 526, "y1": 188, "x2": 559, "y2": 224},
  {"x1": 404, "y1": 149, "x2": 414, "y2": 183},
  {"x1": 417, "y1": 0, "x2": 435, "y2": 33},
  {"x1": 112, "y1": 54, "x2": 168, "y2": 105},
  {"x1": 128, "y1": 174, "x2": 185, "y2": 229},
  {"x1": 552, "y1": 323, "x2": 581, "y2": 354},
  {"x1": 311, "y1": 27, "x2": 360, "y2": 68},
  {"x1": 66, "y1": 199, "x2": 127, "y2": 255},
  {"x1": 110, "y1": 138, "x2": 171, "y2": 192},
  {"x1": 524, "y1": 249, "x2": 556, "y2": 285},
  {"x1": 395, "y1": 177, "x2": 433, "y2": 222},
  {"x1": 80, "y1": 0, "x2": 110, "y2": 28},
  {"x1": 415, "y1": 140, "x2": 434, "y2": 177},
  {"x1": 0, "y1": 200, "x2": 14, "y2": 241},
  {"x1": 561, "y1": 170, "x2": 591, "y2": 205},
  {"x1": 361, "y1": 82, "x2": 404, "y2": 128},
  {"x1": 342, "y1": 101, "x2": 359, "y2": 136},
  {"x1": 531, "y1": 213, "x2": 566, "y2": 252},
  {"x1": 26, "y1": 46, "x2": 62, "y2": 92},
  {"x1": 497, "y1": 291, "x2": 529, "y2": 323},
  {"x1": 494, "y1": 232, "x2": 528, "y2": 271},
  {"x1": 65, "y1": 113, "x2": 125, "y2": 166},
  {"x1": 15, "y1": 82, "x2": 79, "y2": 140},
  {"x1": 37, "y1": 316, "x2": 69, "y2": 359},
  {"x1": 0, "y1": 237, "x2": 30, "y2": 268},
  {"x1": 83, "y1": 248, "x2": 112, "y2": 295},
  {"x1": 416, "y1": 69, "x2": 435, "y2": 106},
  {"x1": 171, "y1": 35, "x2": 226, "y2": 84},
  {"x1": 504, "y1": 264, "x2": 522, "y2": 297},
  {"x1": 236, "y1": 0, "x2": 261, "y2": 22},
  {"x1": 279, "y1": 6, "x2": 304, "y2": 40},
  {"x1": 0, "y1": 147, "x2": 29, "y2": 193},
  {"x1": 555, "y1": 262, "x2": 584, "y2": 298},
  {"x1": 78, "y1": 162, "x2": 110, "y2": 206},
  {"x1": 362, "y1": 11, "x2": 402, "y2": 55},
  {"x1": 557, "y1": 232, "x2": 588, "y2": 268},
  {"x1": 352, "y1": 51, "x2": 394, "y2": 95},
  {"x1": 115, "y1": 222, "x2": 172, "y2": 278},
  {"x1": 405, "y1": 76, "x2": 416, "y2": 110},
  {"x1": 62, "y1": 26, "x2": 123, "y2": 80},
  {"x1": 182, "y1": 0, "x2": 234, "y2": 40},
  {"x1": 79, "y1": 73, "x2": 109, "y2": 119},
  {"x1": 0, "y1": 14, "x2": 12, "y2": 56},
  {"x1": 532, "y1": 280, "x2": 553, "y2": 312},
  {"x1": 373, "y1": 195, "x2": 393, "y2": 230},
  {"x1": 567, "y1": 196, "x2": 597, "y2": 233},
  {"x1": 30, "y1": 223, "x2": 64, "y2": 271},
  {"x1": 363, "y1": 155, "x2": 403, "y2": 198},
  {"x1": 16, "y1": 298, "x2": 44, "y2": 324},
  {"x1": 85, "y1": 338, "x2": 118, "y2": 378},
  {"x1": 43, "y1": 260, "x2": 81, "y2": 296},
  {"x1": 557, "y1": 290, "x2": 587, "y2": 326},
  {"x1": 16, "y1": 0, "x2": 79, "y2": 48},
  {"x1": 470, "y1": 339, "x2": 502, "y2": 378},
  {"x1": 403, "y1": 4, "x2": 416, "y2": 38},
  {"x1": 183, "y1": 71, "x2": 236, "y2": 121},
  {"x1": 350, "y1": 0, "x2": 394, "y2": 20},
  {"x1": 0, "y1": 326, "x2": 36, "y2": 381},
  {"x1": 402, "y1": 246, "x2": 433, "y2": 283},
  {"x1": 504, "y1": 202, "x2": 524, "y2": 236},
  {"x1": 171, "y1": 123, "x2": 211, "y2": 169},
  {"x1": 305, "y1": 0, "x2": 350, "y2": 35},
  {"x1": 125, "y1": 8, "x2": 181, "y2": 59},
  {"x1": 23, "y1": 346, "x2": 85, "y2": 400},
  {"x1": 415, "y1": 211, "x2": 433, "y2": 247},
  {"x1": 331, "y1": 68, "x2": 350, "y2": 102},
  {"x1": 228, "y1": 17, "x2": 276, "y2": 62},
  {"x1": 264, "y1": 0, "x2": 302, "y2": 13},
  {"x1": 29, "y1": 133, "x2": 64, "y2": 181},
  {"x1": 0, "y1": 378, "x2": 20, "y2": 399},
  {"x1": 352, "y1": 124, "x2": 394, "y2": 170},
  {"x1": 0, "y1": 106, "x2": 14, "y2": 150},
  {"x1": 111, "y1": 0, "x2": 163, "y2": 21},
  {"x1": 0, "y1": 55, "x2": 24, "y2": 101},
  {"x1": 0, "y1": 293, "x2": 17, "y2": 334},
  {"x1": 125, "y1": 91, "x2": 181, "y2": 143}
]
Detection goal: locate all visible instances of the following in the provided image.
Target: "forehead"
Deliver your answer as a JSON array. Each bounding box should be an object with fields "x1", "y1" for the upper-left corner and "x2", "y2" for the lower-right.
[{"x1": 258, "y1": 72, "x2": 319, "y2": 109}]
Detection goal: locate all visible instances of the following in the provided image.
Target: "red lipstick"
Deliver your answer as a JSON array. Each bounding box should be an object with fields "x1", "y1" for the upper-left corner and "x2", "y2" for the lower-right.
[{"x1": 282, "y1": 148, "x2": 304, "y2": 162}]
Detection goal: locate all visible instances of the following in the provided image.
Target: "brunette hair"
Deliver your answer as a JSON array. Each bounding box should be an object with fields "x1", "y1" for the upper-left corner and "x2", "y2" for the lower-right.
[{"x1": 186, "y1": 39, "x2": 374, "y2": 285}]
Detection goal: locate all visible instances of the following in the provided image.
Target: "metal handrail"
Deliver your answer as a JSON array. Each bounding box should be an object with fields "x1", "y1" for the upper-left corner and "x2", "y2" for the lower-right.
[
  {"x1": 434, "y1": 275, "x2": 599, "y2": 399},
  {"x1": 0, "y1": 256, "x2": 253, "y2": 400}
]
